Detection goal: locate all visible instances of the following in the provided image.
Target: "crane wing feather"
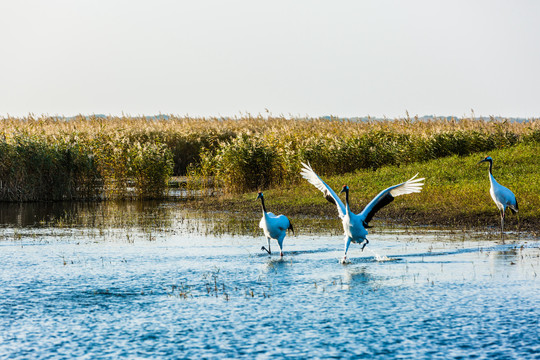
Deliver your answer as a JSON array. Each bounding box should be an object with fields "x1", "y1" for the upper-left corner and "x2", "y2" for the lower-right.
[
  {"x1": 300, "y1": 162, "x2": 346, "y2": 218},
  {"x1": 362, "y1": 192, "x2": 394, "y2": 226},
  {"x1": 359, "y1": 174, "x2": 424, "y2": 225},
  {"x1": 266, "y1": 213, "x2": 291, "y2": 231}
]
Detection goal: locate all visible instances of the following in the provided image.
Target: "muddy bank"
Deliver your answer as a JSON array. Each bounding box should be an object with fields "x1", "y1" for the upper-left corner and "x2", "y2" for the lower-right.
[{"x1": 180, "y1": 196, "x2": 539, "y2": 237}]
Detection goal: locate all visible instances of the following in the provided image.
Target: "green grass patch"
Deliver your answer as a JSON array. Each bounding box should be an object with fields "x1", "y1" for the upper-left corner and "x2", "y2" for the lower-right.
[{"x1": 196, "y1": 142, "x2": 539, "y2": 234}]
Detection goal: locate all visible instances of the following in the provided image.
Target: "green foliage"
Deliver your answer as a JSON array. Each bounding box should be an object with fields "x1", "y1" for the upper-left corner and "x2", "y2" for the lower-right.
[
  {"x1": 0, "y1": 132, "x2": 173, "y2": 201},
  {"x1": 0, "y1": 135, "x2": 99, "y2": 201},
  {"x1": 299, "y1": 131, "x2": 402, "y2": 175},
  {"x1": 404, "y1": 130, "x2": 511, "y2": 161},
  {"x1": 89, "y1": 133, "x2": 174, "y2": 199},
  {"x1": 199, "y1": 134, "x2": 280, "y2": 193},
  {"x1": 131, "y1": 141, "x2": 174, "y2": 198},
  {"x1": 163, "y1": 130, "x2": 235, "y2": 176},
  {"x1": 523, "y1": 129, "x2": 540, "y2": 143}
]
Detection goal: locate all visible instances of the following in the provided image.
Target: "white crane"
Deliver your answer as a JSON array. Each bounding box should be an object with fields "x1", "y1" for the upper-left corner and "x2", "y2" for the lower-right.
[
  {"x1": 301, "y1": 162, "x2": 424, "y2": 262},
  {"x1": 477, "y1": 156, "x2": 518, "y2": 237},
  {"x1": 256, "y1": 192, "x2": 294, "y2": 257}
]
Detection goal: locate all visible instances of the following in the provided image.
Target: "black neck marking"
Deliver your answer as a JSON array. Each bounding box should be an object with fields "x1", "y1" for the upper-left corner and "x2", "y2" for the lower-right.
[{"x1": 260, "y1": 196, "x2": 267, "y2": 213}]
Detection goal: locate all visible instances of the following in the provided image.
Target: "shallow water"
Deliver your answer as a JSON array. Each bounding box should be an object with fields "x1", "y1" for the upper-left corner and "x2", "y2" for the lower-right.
[{"x1": 0, "y1": 202, "x2": 539, "y2": 359}]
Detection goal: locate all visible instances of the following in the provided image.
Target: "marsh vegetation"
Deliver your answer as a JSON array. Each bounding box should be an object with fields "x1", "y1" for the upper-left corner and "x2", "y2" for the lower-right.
[{"x1": 0, "y1": 115, "x2": 538, "y2": 230}]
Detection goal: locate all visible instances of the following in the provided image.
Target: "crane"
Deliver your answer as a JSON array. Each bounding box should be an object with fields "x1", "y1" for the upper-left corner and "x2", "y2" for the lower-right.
[
  {"x1": 477, "y1": 156, "x2": 518, "y2": 237},
  {"x1": 256, "y1": 192, "x2": 294, "y2": 257},
  {"x1": 300, "y1": 162, "x2": 424, "y2": 262}
]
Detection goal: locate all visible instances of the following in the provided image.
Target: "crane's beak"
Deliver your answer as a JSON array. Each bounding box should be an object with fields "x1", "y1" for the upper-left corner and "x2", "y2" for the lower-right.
[{"x1": 477, "y1": 159, "x2": 487, "y2": 165}]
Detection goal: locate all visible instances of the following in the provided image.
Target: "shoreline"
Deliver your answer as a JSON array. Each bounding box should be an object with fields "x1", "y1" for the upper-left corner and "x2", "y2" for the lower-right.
[{"x1": 179, "y1": 195, "x2": 538, "y2": 238}]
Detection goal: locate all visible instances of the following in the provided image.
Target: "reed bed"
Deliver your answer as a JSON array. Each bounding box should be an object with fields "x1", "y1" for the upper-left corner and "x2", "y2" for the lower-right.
[{"x1": 0, "y1": 115, "x2": 538, "y2": 199}]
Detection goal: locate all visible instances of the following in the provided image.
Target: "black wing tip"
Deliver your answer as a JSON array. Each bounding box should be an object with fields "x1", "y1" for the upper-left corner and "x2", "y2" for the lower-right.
[
  {"x1": 363, "y1": 193, "x2": 395, "y2": 226},
  {"x1": 325, "y1": 194, "x2": 337, "y2": 205}
]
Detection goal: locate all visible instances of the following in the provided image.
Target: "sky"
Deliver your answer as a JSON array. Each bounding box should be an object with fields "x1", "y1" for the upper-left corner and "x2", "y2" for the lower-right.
[{"x1": 1, "y1": 0, "x2": 539, "y2": 119}]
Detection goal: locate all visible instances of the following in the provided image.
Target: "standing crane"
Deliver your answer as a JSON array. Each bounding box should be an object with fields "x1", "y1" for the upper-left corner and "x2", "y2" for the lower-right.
[
  {"x1": 477, "y1": 156, "x2": 518, "y2": 237},
  {"x1": 301, "y1": 162, "x2": 424, "y2": 262},
  {"x1": 256, "y1": 192, "x2": 294, "y2": 257}
]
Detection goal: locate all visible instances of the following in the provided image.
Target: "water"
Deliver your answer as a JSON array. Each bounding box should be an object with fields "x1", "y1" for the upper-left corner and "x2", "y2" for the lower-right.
[{"x1": 0, "y1": 202, "x2": 539, "y2": 359}]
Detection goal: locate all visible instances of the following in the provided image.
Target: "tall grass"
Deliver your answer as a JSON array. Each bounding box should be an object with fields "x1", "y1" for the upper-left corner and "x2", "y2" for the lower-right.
[
  {"x1": 85, "y1": 131, "x2": 173, "y2": 199},
  {"x1": 0, "y1": 115, "x2": 538, "y2": 199},
  {"x1": 195, "y1": 134, "x2": 282, "y2": 194},
  {"x1": 192, "y1": 120, "x2": 539, "y2": 193},
  {"x1": 0, "y1": 135, "x2": 100, "y2": 201},
  {"x1": 0, "y1": 128, "x2": 173, "y2": 200}
]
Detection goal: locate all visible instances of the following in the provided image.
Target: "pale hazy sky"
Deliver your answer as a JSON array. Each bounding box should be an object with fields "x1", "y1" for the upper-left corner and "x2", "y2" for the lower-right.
[{"x1": 1, "y1": 0, "x2": 539, "y2": 118}]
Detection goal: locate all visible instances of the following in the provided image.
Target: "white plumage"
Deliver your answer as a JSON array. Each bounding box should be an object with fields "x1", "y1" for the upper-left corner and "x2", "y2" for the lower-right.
[
  {"x1": 301, "y1": 162, "x2": 424, "y2": 262},
  {"x1": 478, "y1": 156, "x2": 518, "y2": 236},
  {"x1": 257, "y1": 192, "x2": 294, "y2": 257}
]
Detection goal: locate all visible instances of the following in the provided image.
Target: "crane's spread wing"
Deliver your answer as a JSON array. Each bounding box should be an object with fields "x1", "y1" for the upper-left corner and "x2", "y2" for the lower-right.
[
  {"x1": 359, "y1": 174, "x2": 424, "y2": 226},
  {"x1": 300, "y1": 162, "x2": 346, "y2": 218}
]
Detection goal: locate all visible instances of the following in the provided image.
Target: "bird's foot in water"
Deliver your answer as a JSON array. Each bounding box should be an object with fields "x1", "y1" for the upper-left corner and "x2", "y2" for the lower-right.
[
  {"x1": 361, "y1": 239, "x2": 369, "y2": 251},
  {"x1": 280, "y1": 252, "x2": 284, "y2": 257},
  {"x1": 261, "y1": 246, "x2": 271, "y2": 255},
  {"x1": 340, "y1": 256, "x2": 350, "y2": 265}
]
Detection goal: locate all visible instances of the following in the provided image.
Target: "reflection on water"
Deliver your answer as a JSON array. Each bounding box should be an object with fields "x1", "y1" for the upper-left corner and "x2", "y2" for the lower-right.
[
  {"x1": 0, "y1": 201, "x2": 539, "y2": 359},
  {"x1": 0, "y1": 201, "x2": 174, "y2": 229},
  {"x1": 0, "y1": 201, "x2": 347, "y2": 237}
]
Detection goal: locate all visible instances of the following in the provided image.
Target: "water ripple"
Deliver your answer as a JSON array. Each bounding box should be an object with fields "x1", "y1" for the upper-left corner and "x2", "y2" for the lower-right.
[{"x1": 0, "y1": 226, "x2": 539, "y2": 359}]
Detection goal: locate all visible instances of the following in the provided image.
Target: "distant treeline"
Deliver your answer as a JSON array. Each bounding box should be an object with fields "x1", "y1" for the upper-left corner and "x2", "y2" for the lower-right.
[{"x1": 0, "y1": 115, "x2": 538, "y2": 200}]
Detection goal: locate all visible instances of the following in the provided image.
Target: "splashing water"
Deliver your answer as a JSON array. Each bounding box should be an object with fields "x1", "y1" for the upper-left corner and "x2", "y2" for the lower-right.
[{"x1": 365, "y1": 247, "x2": 392, "y2": 262}]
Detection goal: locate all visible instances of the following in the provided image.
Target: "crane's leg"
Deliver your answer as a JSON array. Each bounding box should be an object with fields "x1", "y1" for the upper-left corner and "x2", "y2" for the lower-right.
[
  {"x1": 261, "y1": 237, "x2": 271, "y2": 254},
  {"x1": 517, "y1": 212, "x2": 520, "y2": 237},
  {"x1": 500, "y1": 210, "x2": 505, "y2": 241},
  {"x1": 361, "y1": 238, "x2": 370, "y2": 251},
  {"x1": 277, "y1": 234, "x2": 285, "y2": 257},
  {"x1": 342, "y1": 236, "x2": 352, "y2": 263}
]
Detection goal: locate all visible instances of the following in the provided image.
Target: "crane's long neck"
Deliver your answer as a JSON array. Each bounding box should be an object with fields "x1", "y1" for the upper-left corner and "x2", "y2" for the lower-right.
[
  {"x1": 260, "y1": 196, "x2": 267, "y2": 214},
  {"x1": 344, "y1": 189, "x2": 350, "y2": 216},
  {"x1": 487, "y1": 159, "x2": 496, "y2": 185}
]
